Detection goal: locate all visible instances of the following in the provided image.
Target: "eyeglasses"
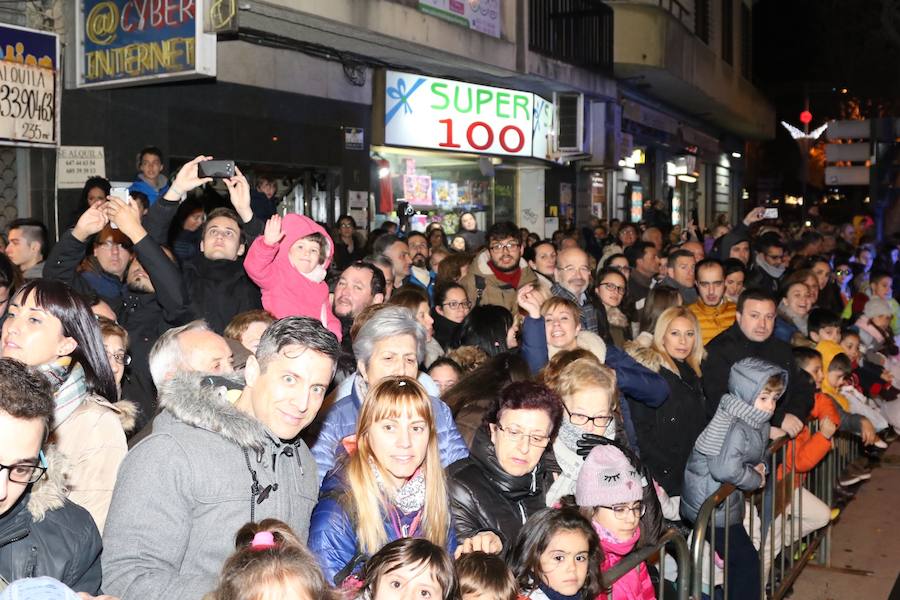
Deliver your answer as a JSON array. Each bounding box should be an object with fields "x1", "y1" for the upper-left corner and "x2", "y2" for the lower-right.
[
  {"x1": 597, "y1": 282, "x2": 626, "y2": 295},
  {"x1": 612, "y1": 265, "x2": 632, "y2": 273},
  {"x1": 563, "y1": 404, "x2": 614, "y2": 428},
  {"x1": 765, "y1": 253, "x2": 784, "y2": 261},
  {"x1": 559, "y1": 265, "x2": 592, "y2": 275},
  {"x1": 442, "y1": 300, "x2": 472, "y2": 310},
  {"x1": 489, "y1": 241, "x2": 521, "y2": 253},
  {"x1": 107, "y1": 350, "x2": 131, "y2": 366},
  {"x1": 1, "y1": 451, "x2": 47, "y2": 484},
  {"x1": 495, "y1": 422, "x2": 551, "y2": 448},
  {"x1": 339, "y1": 223, "x2": 354, "y2": 228},
  {"x1": 600, "y1": 502, "x2": 645, "y2": 520},
  {"x1": 96, "y1": 241, "x2": 127, "y2": 251},
  {"x1": 835, "y1": 269, "x2": 851, "y2": 276}
]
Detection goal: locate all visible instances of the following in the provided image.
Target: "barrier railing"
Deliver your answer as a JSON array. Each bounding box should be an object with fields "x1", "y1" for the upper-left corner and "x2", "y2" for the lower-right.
[
  {"x1": 601, "y1": 527, "x2": 691, "y2": 600},
  {"x1": 688, "y1": 430, "x2": 865, "y2": 599}
]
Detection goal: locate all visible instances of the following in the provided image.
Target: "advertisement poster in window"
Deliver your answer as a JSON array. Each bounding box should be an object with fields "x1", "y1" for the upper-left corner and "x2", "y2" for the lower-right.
[{"x1": 0, "y1": 23, "x2": 58, "y2": 147}]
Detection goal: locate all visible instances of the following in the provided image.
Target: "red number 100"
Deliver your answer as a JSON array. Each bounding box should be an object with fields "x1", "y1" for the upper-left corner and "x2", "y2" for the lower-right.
[{"x1": 439, "y1": 119, "x2": 525, "y2": 153}]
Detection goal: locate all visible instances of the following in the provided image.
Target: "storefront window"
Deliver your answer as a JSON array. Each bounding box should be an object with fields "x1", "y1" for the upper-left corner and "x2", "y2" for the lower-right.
[{"x1": 374, "y1": 149, "x2": 496, "y2": 232}]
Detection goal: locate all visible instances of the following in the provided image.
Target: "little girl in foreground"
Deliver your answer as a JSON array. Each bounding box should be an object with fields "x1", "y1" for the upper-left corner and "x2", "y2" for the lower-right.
[
  {"x1": 356, "y1": 537, "x2": 458, "y2": 600},
  {"x1": 509, "y1": 507, "x2": 604, "y2": 600},
  {"x1": 205, "y1": 519, "x2": 336, "y2": 600},
  {"x1": 244, "y1": 213, "x2": 342, "y2": 340}
]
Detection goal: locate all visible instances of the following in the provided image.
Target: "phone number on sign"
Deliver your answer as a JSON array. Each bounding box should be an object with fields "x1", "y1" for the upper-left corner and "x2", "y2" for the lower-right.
[{"x1": 0, "y1": 85, "x2": 55, "y2": 123}]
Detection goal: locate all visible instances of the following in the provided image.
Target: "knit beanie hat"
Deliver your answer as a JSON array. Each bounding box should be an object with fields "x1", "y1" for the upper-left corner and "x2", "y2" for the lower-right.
[
  {"x1": 864, "y1": 297, "x2": 892, "y2": 319},
  {"x1": 575, "y1": 444, "x2": 644, "y2": 507}
]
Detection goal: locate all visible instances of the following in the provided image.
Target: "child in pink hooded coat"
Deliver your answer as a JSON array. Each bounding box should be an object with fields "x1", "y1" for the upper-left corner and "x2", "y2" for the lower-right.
[{"x1": 244, "y1": 213, "x2": 342, "y2": 340}]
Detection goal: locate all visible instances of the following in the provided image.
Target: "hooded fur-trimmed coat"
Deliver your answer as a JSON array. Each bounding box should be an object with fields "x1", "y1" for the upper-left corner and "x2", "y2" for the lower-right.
[
  {"x1": 0, "y1": 448, "x2": 103, "y2": 594},
  {"x1": 102, "y1": 372, "x2": 319, "y2": 600}
]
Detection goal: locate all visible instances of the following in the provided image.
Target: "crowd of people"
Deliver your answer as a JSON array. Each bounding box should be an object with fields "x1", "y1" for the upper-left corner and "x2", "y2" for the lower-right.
[{"x1": 0, "y1": 149, "x2": 899, "y2": 600}]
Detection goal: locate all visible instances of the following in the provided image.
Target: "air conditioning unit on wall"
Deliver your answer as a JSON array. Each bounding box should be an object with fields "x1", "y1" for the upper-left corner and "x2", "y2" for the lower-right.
[{"x1": 554, "y1": 92, "x2": 584, "y2": 153}]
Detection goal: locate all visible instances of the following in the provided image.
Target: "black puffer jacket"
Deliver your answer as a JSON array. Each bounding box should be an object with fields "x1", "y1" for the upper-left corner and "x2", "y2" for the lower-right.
[
  {"x1": 625, "y1": 347, "x2": 708, "y2": 497},
  {"x1": 447, "y1": 427, "x2": 553, "y2": 556},
  {"x1": 0, "y1": 449, "x2": 102, "y2": 594},
  {"x1": 182, "y1": 255, "x2": 262, "y2": 333}
]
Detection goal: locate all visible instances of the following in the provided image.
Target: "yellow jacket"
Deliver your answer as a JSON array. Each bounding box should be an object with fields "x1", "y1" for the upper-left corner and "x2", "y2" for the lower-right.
[
  {"x1": 817, "y1": 339, "x2": 850, "y2": 410},
  {"x1": 688, "y1": 300, "x2": 737, "y2": 346}
]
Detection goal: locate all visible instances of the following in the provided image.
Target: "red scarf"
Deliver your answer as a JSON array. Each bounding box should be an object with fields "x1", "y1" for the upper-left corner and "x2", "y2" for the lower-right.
[{"x1": 488, "y1": 260, "x2": 522, "y2": 288}]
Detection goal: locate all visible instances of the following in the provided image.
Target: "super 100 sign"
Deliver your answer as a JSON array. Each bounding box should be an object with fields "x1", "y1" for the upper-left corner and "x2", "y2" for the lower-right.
[{"x1": 384, "y1": 71, "x2": 554, "y2": 159}]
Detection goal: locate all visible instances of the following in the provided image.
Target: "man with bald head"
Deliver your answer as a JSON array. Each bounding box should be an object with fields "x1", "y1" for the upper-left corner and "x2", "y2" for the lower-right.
[
  {"x1": 641, "y1": 227, "x2": 663, "y2": 251},
  {"x1": 552, "y1": 246, "x2": 598, "y2": 333}
]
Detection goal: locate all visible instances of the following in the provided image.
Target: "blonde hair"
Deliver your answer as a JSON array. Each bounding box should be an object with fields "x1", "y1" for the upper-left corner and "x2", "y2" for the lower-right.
[
  {"x1": 544, "y1": 357, "x2": 619, "y2": 413},
  {"x1": 652, "y1": 306, "x2": 703, "y2": 376},
  {"x1": 540, "y1": 296, "x2": 580, "y2": 320},
  {"x1": 344, "y1": 376, "x2": 449, "y2": 555}
]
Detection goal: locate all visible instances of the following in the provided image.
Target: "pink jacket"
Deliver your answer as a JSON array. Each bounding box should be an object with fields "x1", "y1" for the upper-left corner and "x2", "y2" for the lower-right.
[
  {"x1": 594, "y1": 523, "x2": 655, "y2": 600},
  {"x1": 244, "y1": 214, "x2": 342, "y2": 340}
]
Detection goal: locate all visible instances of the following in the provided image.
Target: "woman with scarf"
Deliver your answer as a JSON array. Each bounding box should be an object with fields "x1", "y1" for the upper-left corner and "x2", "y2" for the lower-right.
[
  {"x1": 774, "y1": 276, "x2": 813, "y2": 345},
  {"x1": 0, "y1": 279, "x2": 131, "y2": 533},
  {"x1": 447, "y1": 381, "x2": 561, "y2": 559},
  {"x1": 539, "y1": 350, "x2": 622, "y2": 506},
  {"x1": 308, "y1": 376, "x2": 460, "y2": 586}
]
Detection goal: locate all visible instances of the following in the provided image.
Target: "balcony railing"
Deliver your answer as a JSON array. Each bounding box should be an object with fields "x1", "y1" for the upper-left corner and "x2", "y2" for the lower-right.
[{"x1": 529, "y1": 0, "x2": 614, "y2": 73}]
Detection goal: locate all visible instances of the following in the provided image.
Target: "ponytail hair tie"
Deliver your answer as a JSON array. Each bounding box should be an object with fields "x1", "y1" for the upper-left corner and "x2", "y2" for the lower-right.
[{"x1": 250, "y1": 531, "x2": 277, "y2": 551}]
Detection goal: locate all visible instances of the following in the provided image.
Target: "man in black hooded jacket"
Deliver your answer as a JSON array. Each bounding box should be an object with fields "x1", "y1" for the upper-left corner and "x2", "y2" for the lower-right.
[{"x1": 701, "y1": 288, "x2": 811, "y2": 438}]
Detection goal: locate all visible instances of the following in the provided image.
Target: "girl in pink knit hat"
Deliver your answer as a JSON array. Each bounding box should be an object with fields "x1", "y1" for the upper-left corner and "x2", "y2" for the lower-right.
[{"x1": 575, "y1": 442, "x2": 663, "y2": 600}]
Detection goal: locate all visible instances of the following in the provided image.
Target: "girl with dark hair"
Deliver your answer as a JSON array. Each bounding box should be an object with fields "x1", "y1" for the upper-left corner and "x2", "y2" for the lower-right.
[
  {"x1": 722, "y1": 258, "x2": 746, "y2": 304},
  {"x1": 334, "y1": 214, "x2": 366, "y2": 272},
  {"x1": 458, "y1": 305, "x2": 518, "y2": 358},
  {"x1": 594, "y1": 266, "x2": 630, "y2": 347},
  {"x1": 447, "y1": 381, "x2": 562, "y2": 557},
  {"x1": 508, "y1": 506, "x2": 604, "y2": 600},
  {"x1": 168, "y1": 197, "x2": 206, "y2": 263},
  {"x1": 457, "y1": 211, "x2": 486, "y2": 250},
  {"x1": 357, "y1": 537, "x2": 459, "y2": 600},
  {"x1": 0, "y1": 279, "x2": 133, "y2": 533},
  {"x1": 81, "y1": 175, "x2": 111, "y2": 209},
  {"x1": 575, "y1": 441, "x2": 663, "y2": 600}
]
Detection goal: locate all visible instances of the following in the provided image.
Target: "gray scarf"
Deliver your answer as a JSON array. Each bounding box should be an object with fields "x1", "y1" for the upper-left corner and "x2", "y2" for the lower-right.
[
  {"x1": 755, "y1": 253, "x2": 786, "y2": 280},
  {"x1": 546, "y1": 419, "x2": 616, "y2": 506},
  {"x1": 778, "y1": 302, "x2": 809, "y2": 336},
  {"x1": 694, "y1": 393, "x2": 771, "y2": 456}
]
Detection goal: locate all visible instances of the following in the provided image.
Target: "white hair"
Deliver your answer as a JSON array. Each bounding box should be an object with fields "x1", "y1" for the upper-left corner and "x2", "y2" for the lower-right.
[{"x1": 148, "y1": 320, "x2": 211, "y2": 387}]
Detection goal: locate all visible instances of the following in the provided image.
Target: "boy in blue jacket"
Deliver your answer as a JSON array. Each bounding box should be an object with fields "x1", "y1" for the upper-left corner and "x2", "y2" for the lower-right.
[{"x1": 681, "y1": 357, "x2": 788, "y2": 600}]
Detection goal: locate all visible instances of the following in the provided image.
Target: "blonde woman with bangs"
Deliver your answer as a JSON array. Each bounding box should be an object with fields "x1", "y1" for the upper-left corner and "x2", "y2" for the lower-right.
[
  {"x1": 308, "y1": 376, "x2": 459, "y2": 586},
  {"x1": 625, "y1": 306, "x2": 708, "y2": 498}
]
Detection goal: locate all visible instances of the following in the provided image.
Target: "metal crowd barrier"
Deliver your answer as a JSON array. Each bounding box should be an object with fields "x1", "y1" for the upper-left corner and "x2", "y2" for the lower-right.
[
  {"x1": 687, "y1": 430, "x2": 864, "y2": 600},
  {"x1": 601, "y1": 527, "x2": 691, "y2": 600}
]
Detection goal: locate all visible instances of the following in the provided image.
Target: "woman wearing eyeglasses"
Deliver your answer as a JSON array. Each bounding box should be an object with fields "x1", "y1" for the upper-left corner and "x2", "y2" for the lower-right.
[
  {"x1": 431, "y1": 282, "x2": 471, "y2": 351},
  {"x1": 0, "y1": 280, "x2": 135, "y2": 534},
  {"x1": 594, "y1": 266, "x2": 631, "y2": 348},
  {"x1": 447, "y1": 381, "x2": 561, "y2": 558},
  {"x1": 99, "y1": 317, "x2": 132, "y2": 399},
  {"x1": 540, "y1": 351, "x2": 622, "y2": 506},
  {"x1": 625, "y1": 306, "x2": 707, "y2": 499},
  {"x1": 332, "y1": 214, "x2": 366, "y2": 272}
]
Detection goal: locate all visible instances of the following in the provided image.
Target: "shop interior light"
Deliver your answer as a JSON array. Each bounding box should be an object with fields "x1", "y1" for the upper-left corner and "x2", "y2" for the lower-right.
[
  {"x1": 677, "y1": 175, "x2": 697, "y2": 183},
  {"x1": 378, "y1": 166, "x2": 391, "y2": 179},
  {"x1": 731, "y1": 152, "x2": 742, "y2": 158}
]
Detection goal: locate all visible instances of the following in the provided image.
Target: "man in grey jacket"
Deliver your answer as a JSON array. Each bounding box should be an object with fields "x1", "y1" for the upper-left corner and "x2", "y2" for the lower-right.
[{"x1": 102, "y1": 317, "x2": 339, "y2": 600}]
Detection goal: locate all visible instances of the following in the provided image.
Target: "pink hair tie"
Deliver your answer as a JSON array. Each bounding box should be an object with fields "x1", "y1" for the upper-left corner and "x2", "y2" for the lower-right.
[{"x1": 250, "y1": 531, "x2": 277, "y2": 551}]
